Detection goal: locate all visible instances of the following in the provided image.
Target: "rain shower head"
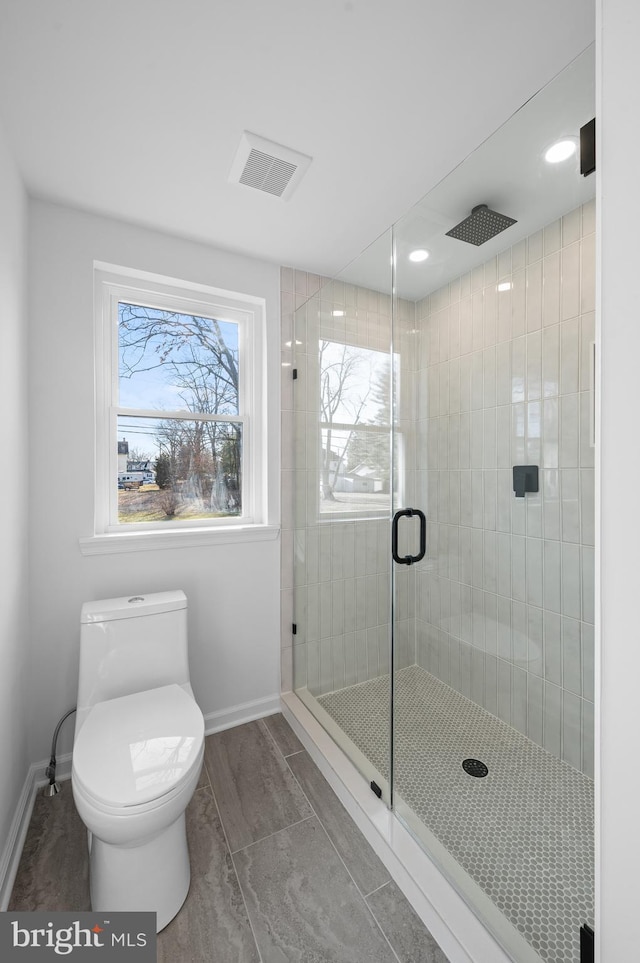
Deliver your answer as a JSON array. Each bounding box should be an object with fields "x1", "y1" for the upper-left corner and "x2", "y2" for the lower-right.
[{"x1": 446, "y1": 204, "x2": 517, "y2": 246}]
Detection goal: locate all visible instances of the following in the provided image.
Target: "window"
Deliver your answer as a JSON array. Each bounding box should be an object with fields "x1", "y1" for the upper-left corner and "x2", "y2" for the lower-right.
[
  {"x1": 317, "y1": 339, "x2": 395, "y2": 517},
  {"x1": 92, "y1": 265, "x2": 267, "y2": 540}
]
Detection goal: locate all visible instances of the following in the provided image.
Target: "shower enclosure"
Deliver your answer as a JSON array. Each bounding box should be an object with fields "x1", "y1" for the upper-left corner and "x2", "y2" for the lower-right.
[{"x1": 290, "y1": 46, "x2": 595, "y2": 963}]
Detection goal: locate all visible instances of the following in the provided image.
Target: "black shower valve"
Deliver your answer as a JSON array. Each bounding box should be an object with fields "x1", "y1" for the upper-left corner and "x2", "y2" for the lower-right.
[{"x1": 513, "y1": 465, "x2": 539, "y2": 498}]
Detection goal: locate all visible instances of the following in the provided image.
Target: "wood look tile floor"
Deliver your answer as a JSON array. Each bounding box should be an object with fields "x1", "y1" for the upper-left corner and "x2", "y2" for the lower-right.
[{"x1": 9, "y1": 714, "x2": 450, "y2": 963}]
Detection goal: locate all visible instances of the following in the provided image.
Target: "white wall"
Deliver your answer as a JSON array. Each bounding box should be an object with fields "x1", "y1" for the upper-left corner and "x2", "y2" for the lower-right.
[
  {"x1": 0, "y1": 121, "x2": 29, "y2": 868},
  {"x1": 27, "y1": 200, "x2": 281, "y2": 764},
  {"x1": 598, "y1": 2, "x2": 640, "y2": 958}
]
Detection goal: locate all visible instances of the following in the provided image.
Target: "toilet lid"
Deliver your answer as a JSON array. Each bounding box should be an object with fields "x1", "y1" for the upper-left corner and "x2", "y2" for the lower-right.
[{"x1": 73, "y1": 684, "x2": 204, "y2": 808}]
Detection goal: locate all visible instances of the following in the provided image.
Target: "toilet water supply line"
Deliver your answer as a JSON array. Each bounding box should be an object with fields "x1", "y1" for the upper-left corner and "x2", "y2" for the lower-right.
[{"x1": 44, "y1": 707, "x2": 77, "y2": 797}]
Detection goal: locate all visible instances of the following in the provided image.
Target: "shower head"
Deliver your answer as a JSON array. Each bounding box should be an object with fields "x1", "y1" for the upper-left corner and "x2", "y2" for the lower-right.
[{"x1": 446, "y1": 204, "x2": 517, "y2": 246}]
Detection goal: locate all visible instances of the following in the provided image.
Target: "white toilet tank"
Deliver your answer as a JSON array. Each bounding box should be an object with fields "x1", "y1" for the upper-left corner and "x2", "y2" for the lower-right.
[{"x1": 75, "y1": 591, "x2": 191, "y2": 734}]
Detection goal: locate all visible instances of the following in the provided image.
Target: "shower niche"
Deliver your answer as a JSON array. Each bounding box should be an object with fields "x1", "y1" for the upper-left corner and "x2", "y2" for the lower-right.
[{"x1": 290, "y1": 45, "x2": 595, "y2": 963}]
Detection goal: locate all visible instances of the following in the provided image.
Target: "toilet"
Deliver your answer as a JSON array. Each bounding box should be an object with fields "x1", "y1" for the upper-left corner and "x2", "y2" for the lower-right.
[{"x1": 71, "y1": 590, "x2": 205, "y2": 931}]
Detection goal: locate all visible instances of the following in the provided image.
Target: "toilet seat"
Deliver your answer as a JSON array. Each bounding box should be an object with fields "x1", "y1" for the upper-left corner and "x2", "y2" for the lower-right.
[{"x1": 72, "y1": 684, "x2": 204, "y2": 810}]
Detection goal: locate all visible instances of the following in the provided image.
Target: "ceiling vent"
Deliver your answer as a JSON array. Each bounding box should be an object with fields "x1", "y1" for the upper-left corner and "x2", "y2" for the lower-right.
[{"x1": 229, "y1": 131, "x2": 312, "y2": 201}]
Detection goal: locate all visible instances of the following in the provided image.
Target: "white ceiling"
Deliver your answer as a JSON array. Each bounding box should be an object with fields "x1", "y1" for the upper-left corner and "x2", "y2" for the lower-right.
[
  {"x1": 0, "y1": 1, "x2": 595, "y2": 280},
  {"x1": 342, "y1": 46, "x2": 596, "y2": 299}
]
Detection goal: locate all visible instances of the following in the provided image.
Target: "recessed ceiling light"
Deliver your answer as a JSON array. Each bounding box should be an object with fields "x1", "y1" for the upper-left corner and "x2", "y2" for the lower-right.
[
  {"x1": 544, "y1": 139, "x2": 577, "y2": 164},
  {"x1": 409, "y1": 249, "x2": 429, "y2": 263}
]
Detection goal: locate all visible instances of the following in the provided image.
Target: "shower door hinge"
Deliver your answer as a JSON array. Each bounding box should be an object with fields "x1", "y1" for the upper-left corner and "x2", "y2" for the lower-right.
[
  {"x1": 292, "y1": 623, "x2": 297, "y2": 635},
  {"x1": 292, "y1": 368, "x2": 298, "y2": 380},
  {"x1": 580, "y1": 924, "x2": 594, "y2": 963},
  {"x1": 370, "y1": 780, "x2": 382, "y2": 799}
]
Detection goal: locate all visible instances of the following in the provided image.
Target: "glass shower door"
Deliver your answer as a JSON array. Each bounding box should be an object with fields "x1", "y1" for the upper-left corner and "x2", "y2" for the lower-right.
[
  {"x1": 291, "y1": 230, "x2": 395, "y2": 803},
  {"x1": 389, "y1": 46, "x2": 595, "y2": 963}
]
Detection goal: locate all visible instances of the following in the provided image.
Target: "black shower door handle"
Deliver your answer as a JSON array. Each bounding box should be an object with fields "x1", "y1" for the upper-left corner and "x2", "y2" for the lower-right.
[{"x1": 392, "y1": 508, "x2": 426, "y2": 565}]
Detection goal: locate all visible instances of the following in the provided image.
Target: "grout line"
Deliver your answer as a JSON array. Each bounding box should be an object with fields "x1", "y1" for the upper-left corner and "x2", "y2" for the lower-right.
[
  {"x1": 258, "y1": 716, "x2": 288, "y2": 761},
  {"x1": 208, "y1": 784, "x2": 264, "y2": 963},
  {"x1": 282, "y1": 755, "x2": 402, "y2": 963},
  {"x1": 283, "y1": 748, "x2": 306, "y2": 758},
  {"x1": 230, "y1": 815, "x2": 315, "y2": 856},
  {"x1": 363, "y1": 880, "x2": 391, "y2": 900}
]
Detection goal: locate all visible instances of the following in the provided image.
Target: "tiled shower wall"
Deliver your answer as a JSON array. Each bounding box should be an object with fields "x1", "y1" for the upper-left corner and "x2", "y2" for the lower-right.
[
  {"x1": 414, "y1": 201, "x2": 595, "y2": 776},
  {"x1": 280, "y1": 266, "x2": 417, "y2": 698}
]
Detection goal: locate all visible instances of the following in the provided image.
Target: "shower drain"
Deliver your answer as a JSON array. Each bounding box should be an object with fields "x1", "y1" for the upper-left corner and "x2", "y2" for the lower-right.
[{"x1": 462, "y1": 758, "x2": 489, "y2": 778}]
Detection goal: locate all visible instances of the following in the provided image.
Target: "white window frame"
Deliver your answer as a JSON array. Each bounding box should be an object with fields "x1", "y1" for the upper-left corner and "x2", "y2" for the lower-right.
[{"x1": 82, "y1": 262, "x2": 274, "y2": 553}]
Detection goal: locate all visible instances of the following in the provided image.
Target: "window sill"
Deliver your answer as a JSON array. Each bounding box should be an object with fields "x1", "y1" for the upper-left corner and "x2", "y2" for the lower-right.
[{"x1": 79, "y1": 524, "x2": 280, "y2": 556}]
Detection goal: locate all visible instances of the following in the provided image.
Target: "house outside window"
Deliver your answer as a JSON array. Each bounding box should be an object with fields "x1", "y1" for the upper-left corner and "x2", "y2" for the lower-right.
[{"x1": 92, "y1": 264, "x2": 267, "y2": 538}]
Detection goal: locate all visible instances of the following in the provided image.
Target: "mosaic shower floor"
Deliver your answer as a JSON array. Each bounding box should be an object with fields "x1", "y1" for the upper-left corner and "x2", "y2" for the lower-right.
[{"x1": 317, "y1": 665, "x2": 594, "y2": 963}]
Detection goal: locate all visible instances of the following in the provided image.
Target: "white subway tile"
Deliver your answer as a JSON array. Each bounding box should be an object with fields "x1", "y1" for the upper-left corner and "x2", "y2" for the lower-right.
[
  {"x1": 527, "y1": 538, "x2": 544, "y2": 608},
  {"x1": 485, "y1": 593, "x2": 498, "y2": 656},
  {"x1": 459, "y1": 355, "x2": 471, "y2": 414},
  {"x1": 511, "y1": 270, "x2": 526, "y2": 339},
  {"x1": 471, "y1": 352, "x2": 484, "y2": 410},
  {"x1": 582, "y1": 622, "x2": 595, "y2": 702},
  {"x1": 543, "y1": 681, "x2": 562, "y2": 757},
  {"x1": 582, "y1": 698, "x2": 594, "y2": 778},
  {"x1": 497, "y1": 659, "x2": 512, "y2": 724},
  {"x1": 582, "y1": 546, "x2": 595, "y2": 624},
  {"x1": 471, "y1": 644, "x2": 485, "y2": 705},
  {"x1": 543, "y1": 539, "x2": 562, "y2": 614},
  {"x1": 512, "y1": 666, "x2": 528, "y2": 735},
  {"x1": 542, "y1": 324, "x2": 560, "y2": 398},
  {"x1": 561, "y1": 543, "x2": 582, "y2": 620},
  {"x1": 512, "y1": 239, "x2": 526, "y2": 272},
  {"x1": 542, "y1": 468, "x2": 561, "y2": 540},
  {"x1": 483, "y1": 346, "x2": 497, "y2": 408},
  {"x1": 527, "y1": 491, "x2": 543, "y2": 539},
  {"x1": 512, "y1": 489, "x2": 526, "y2": 536},
  {"x1": 484, "y1": 469, "x2": 497, "y2": 531},
  {"x1": 484, "y1": 283, "x2": 497, "y2": 347},
  {"x1": 561, "y1": 469, "x2": 581, "y2": 543},
  {"x1": 471, "y1": 409, "x2": 484, "y2": 469},
  {"x1": 512, "y1": 535, "x2": 527, "y2": 602},
  {"x1": 526, "y1": 260, "x2": 543, "y2": 331},
  {"x1": 472, "y1": 291, "x2": 484, "y2": 351},
  {"x1": 528, "y1": 673, "x2": 544, "y2": 747},
  {"x1": 580, "y1": 391, "x2": 595, "y2": 468},
  {"x1": 511, "y1": 336, "x2": 526, "y2": 402},
  {"x1": 498, "y1": 248, "x2": 512, "y2": 280},
  {"x1": 543, "y1": 252, "x2": 561, "y2": 327},
  {"x1": 581, "y1": 232, "x2": 596, "y2": 314},
  {"x1": 562, "y1": 207, "x2": 581, "y2": 246},
  {"x1": 527, "y1": 401, "x2": 542, "y2": 464},
  {"x1": 562, "y1": 690, "x2": 582, "y2": 770},
  {"x1": 485, "y1": 653, "x2": 498, "y2": 714},
  {"x1": 560, "y1": 318, "x2": 580, "y2": 395},
  {"x1": 542, "y1": 398, "x2": 559, "y2": 468},
  {"x1": 579, "y1": 312, "x2": 596, "y2": 392},
  {"x1": 512, "y1": 401, "x2": 526, "y2": 464},
  {"x1": 472, "y1": 589, "x2": 485, "y2": 652},
  {"x1": 527, "y1": 330, "x2": 542, "y2": 401},
  {"x1": 497, "y1": 597, "x2": 511, "y2": 661},
  {"x1": 562, "y1": 617, "x2": 582, "y2": 695},
  {"x1": 544, "y1": 219, "x2": 561, "y2": 255},
  {"x1": 498, "y1": 283, "x2": 514, "y2": 343},
  {"x1": 528, "y1": 605, "x2": 544, "y2": 676},
  {"x1": 497, "y1": 470, "x2": 512, "y2": 533},
  {"x1": 544, "y1": 611, "x2": 562, "y2": 685},
  {"x1": 528, "y1": 230, "x2": 544, "y2": 263},
  {"x1": 497, "y1": 532, "x2": 512, "y2": 598},
  {"x1": 559, "y1": 394, "x2": 580, "y2": 467},
  {"x1": 561, "y1": 242, "x2": 581, "y2": 320}
]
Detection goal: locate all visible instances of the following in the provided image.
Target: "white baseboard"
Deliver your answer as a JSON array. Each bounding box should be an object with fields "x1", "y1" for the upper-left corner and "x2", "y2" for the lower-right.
[{"x1": 203, "y1": 693, "x2": 281, "y2": 734}]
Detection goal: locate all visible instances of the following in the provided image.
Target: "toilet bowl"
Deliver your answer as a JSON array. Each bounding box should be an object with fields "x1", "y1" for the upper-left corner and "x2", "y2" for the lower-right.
[{"x1": 71, "y1": 591, "x2": 205, "y2": 931}]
